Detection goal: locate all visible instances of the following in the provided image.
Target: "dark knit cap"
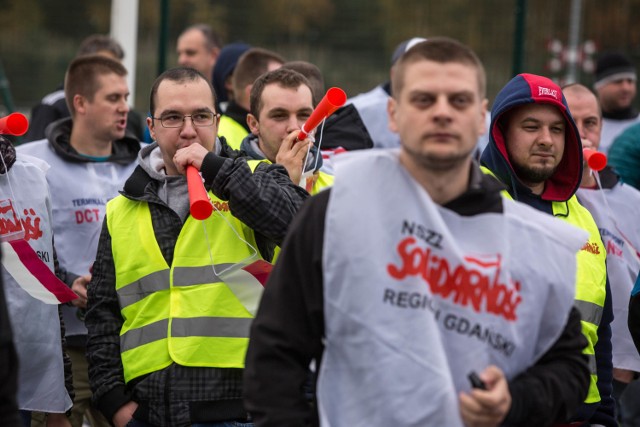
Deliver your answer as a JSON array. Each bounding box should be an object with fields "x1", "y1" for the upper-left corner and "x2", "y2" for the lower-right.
[
  {"x1": 390, "y1": 37, "x2": 427, "y2": 65},
  {"x1": 212, "y1": 42, "x2": 251, "y2": 109},
  {"x1": 594, "y1": 52, "x2": 636, "y2": 88}
]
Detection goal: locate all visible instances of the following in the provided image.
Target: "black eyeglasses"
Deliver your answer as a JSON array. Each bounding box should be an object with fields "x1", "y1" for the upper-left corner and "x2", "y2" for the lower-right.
[{"x1": 152, "y1": 112, "x2": 219, "y2": 128}]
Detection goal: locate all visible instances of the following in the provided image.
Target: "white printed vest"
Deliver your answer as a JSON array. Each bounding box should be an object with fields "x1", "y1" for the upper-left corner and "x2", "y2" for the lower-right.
[
  {"x1": 0, "y1": 157, "x2": 72, "y2": 412},
  {"x1": 17, "y1": 140, "x2": 138, "y2": 336},
  {"x1": 319, "y1": 150, "x2": 587, "y2": 427}
]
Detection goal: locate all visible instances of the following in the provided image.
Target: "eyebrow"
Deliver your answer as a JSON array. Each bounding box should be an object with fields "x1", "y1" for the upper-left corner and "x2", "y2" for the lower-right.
[
  {"x1": 267, "y1": 107, "x2": 313, "y2": 115},
  {"x1": 105, "y1": 91, "x2": 129, "y2": 97},
  {"x1": 521, "y1": 117, "x2": 565, "y2": 125},
  {"x1": 159, "y1": 107, "x2": 213, "y2": 116},
  {"x1": 408, "y1": 89, "x2": 475, "y2": 96}
]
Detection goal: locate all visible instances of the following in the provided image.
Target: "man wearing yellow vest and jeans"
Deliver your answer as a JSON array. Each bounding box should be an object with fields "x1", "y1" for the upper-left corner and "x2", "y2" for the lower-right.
[
  {"x1": 85, "y1": 67, "x2": 309, "y2": 427},
  {"x1": 480, "y1": 74, "x2": 615, "y2": 427}
]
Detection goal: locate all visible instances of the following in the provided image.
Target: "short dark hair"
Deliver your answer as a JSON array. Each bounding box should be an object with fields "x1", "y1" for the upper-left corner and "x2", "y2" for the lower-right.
[
  {"x1": 77, "y1": 34, "x2": 125, "y2": 60},
  {"x1": 232, "y1": 48, "x2": 285, "y2": 96},
  {"x1": 281, "y1": 61, "x2": 325, "y2": 105},
  {"x1": 149, "y1": 67, "x2": 217, "y2": 116},
  {"x1": 249, "y1": 68, "x2": 312, "y2": 118},
  {"x1": 64, "y1": 54, "x2": 127, "y2": 116},
  {"x1": 181, "y1": 24, "x2": 224, "y2": 51},
  {"x1": 391, "y1": 37, "x2": 486, "y2": 99}
]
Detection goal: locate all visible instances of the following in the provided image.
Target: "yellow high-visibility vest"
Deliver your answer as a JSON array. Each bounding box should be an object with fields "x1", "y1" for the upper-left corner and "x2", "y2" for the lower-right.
[
  {"x1": 107, "y1": 192, "x2": 262, "y2": 383},
  {"x1": 218, "y1": 115, "x2": 249, "y2": 150}
]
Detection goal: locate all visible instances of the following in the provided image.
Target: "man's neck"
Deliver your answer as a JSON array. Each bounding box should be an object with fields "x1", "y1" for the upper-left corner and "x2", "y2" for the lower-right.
[
  {"x1": 602, "y1": 105, "x2": 638, "y2": 120},
  {"x1": 69, "y1": 124, "x2": 113, "y2": 157},
  {"x1": 256, "y1": 139, "x2": 276, "y2": 163},
  {"x1": 525, "y1": 182, "x2": 544, "y2": 196},
  {"x1": 580, "y1": 169, "x2": 597, "y2": 188},
  {"x1": 399, "y1": 153, "x2": 471, "y2": 205}
]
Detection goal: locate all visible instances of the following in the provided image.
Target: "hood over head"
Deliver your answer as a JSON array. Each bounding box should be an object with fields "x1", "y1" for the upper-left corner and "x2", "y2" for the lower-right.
[
  {"x1": 212, "y1": 42, "x2": 251, "y2": 111},
  {"x1": 480, "y1": 73, "x2": 582, "y2": 202}
]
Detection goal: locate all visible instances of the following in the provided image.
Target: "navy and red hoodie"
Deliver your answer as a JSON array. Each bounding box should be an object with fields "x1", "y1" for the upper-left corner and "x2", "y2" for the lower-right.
[
  {"x1": 480, "y1": 73, "x2": 583, "y2": 211},
  {"x1": 481, "y1": 74, "x2": 616, "y2": 427}
]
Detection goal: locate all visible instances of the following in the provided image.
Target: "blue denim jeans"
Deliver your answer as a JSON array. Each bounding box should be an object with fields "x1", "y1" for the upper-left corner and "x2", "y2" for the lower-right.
[
  {"x1": 126, "y1": 420, "x2": 253, "y2": 427},
  {"x1": 19, "y1": 411, "x2": 31, "y2": 427}
]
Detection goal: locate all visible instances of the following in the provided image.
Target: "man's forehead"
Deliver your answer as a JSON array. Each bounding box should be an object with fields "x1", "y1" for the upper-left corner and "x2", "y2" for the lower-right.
[
  {"x1": 565, "y1": 91, "x2": 598, "y2": 113},
  {"x1": 156, "y1": 79, "x2": 214, "y2": 108},
  {"x1": 179, "y1": 30, "x2": 204, "y2": 45},
  {"x1": 402, "y1": 60, "x2": 480, "y2": 91},
  {"x1": 261, "y1": 84, "x2": 313, "y2": 108},
  {"x1": 512, "y1": 103, "x2": 564, "y2": 120},
  {"x1": 95, "y1": 73, "x2": 128, "y2": 91}
]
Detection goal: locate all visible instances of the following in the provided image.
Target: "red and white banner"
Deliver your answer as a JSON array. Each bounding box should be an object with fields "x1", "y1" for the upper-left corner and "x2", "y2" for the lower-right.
[{"x1": 2, "y1": 239, "x2": 77, "y2": 304}]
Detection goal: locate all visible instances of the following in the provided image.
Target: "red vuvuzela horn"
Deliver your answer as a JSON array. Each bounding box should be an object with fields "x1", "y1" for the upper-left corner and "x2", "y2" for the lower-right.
[
  {"x1": 583, "y1": 148, "x2": 607, "y2": 172},
  {"x1": 187, "y1": 165, "x2": 213, "y2": 220},
  {"x1": 0, "y1": 113, "x2": 28, "y2": 136},
  {"x1": 297, "y1": 87, "x2": 347, "y2": 141}
]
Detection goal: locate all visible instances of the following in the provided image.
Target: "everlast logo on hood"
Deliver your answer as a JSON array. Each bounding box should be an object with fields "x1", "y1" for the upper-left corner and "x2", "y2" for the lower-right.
[
  {"x1": 538, "y1": 86, "x2": 559, "y2": 99},
  {"x1": 387, "y1": 236, "x2": 522, "y2": 321}
]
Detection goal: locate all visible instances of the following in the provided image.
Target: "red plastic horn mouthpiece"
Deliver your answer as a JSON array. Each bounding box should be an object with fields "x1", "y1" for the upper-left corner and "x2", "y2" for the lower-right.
[
  {"x1": 0, "y1": 113, "x2": 29, "y2": 136},
  {"x1": 186, "y1": 165, "x2": 213, "y2": 220},
  {"x1": 583, "y1": 148, "x2": 607, "y2": 172},
  {"x1": 297, "y1": 87, "x2": 347, "y2": 141}
]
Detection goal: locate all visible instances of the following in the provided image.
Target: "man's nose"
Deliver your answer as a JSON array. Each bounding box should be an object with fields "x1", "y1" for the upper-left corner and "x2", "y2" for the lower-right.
[
  {"x1": 432, "y1": 97, "x2": 453, "y2": 120},
  {"x1": 287, "y1": 115, "x2": 302, "y2": 132},
  {"x1": 538, "y1": 126, "x2": 554, "y2": 144},
  {"x1": 180, "y1": 116, "x2": 198, "y2": 134}
]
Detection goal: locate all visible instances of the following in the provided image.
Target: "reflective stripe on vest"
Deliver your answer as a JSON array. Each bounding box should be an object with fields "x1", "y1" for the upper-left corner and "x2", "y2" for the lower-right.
[
  {"x1": 107, "y1": 193, "x2": 262, "y2": 383},
  {"x1": 553, "y1": 196, "x2": 607, "y2": 404},
  {"x1": 218, "y1": 115, "x2": 249, "y2": 150},
  {"x1": 481, "y1": 166, "x2": 607, "y2": 404}
]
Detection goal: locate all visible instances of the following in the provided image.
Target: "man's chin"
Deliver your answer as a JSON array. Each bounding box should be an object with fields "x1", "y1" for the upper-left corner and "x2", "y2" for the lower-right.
[
  {"x1": 516, "y1": 165, "x2": 557, "y2": 183},
  {"x1": 112, "y1": 130, "x2": 126, "y2": 141},
  {"x1": 418, "y1": 152, "x2": 470, "y2": 171}
]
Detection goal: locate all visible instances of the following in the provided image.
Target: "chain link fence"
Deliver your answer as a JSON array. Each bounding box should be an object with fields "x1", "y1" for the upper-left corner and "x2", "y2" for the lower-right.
[{"x1": 1, "y1": 0, "x2": 639, "y2": 117}]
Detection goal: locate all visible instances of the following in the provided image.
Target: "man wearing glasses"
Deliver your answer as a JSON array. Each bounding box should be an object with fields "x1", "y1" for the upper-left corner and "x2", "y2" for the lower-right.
[{"x1": 85, "y1": 67, "x2": 308, "y2": 427}]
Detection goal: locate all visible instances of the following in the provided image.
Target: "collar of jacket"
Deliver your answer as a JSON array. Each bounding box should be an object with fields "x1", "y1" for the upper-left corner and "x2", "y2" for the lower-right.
[{"x1": 45, "y1": 117, "x2": 140, "y2": 165}]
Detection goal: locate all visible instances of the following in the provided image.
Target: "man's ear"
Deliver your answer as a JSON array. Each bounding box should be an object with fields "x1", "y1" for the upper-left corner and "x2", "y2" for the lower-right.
[
  {"x1": 478, "y1": 98, "x2": 488, "y2": 137},
  {"x1": 73, "y1": 94, "x2": 86, "y2": 115},
  {"x1": 387, "y1": 97, "x2": 398, "y2": 133},
  {"x1": 147, "y1": 116, "x2": 156, "y2": 141},
  {"x1": 247, "y1": 114, "x2": 259, "y2": 135}
]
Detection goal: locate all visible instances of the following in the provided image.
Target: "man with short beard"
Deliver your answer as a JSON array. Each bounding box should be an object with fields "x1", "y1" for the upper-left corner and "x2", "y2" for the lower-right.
[{"x1": 481, "y1": 74, "x2": 616, "y2": 427}]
